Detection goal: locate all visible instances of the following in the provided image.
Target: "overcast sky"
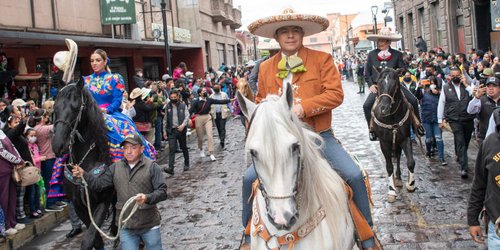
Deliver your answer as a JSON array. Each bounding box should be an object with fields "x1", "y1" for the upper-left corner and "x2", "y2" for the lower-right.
[{"x1": 233, "y1": 0, "x2": 390, "y2": 31}]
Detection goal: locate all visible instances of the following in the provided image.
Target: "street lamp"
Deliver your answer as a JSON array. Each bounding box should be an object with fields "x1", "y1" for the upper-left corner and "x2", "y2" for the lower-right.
[
  {"x1": 382, "y1": 8, "x2": 392, "y2": 27},
  {"x1": 371, "y1": 5, "x2": 378, "y2": 35},
  {"x1": 160, "y1": 0, "x2": 172, "y2": 75},
  {"x1": 252, "y1": 36, "x2": 258, "y2": 60}
]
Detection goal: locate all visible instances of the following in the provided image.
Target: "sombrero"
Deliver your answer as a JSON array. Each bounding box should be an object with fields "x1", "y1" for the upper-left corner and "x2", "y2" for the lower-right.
[
  {"x1": 53, "y1": 39, "x2": 78, "y2": 83},
  {"x1": 129, "y1": 88, "x2": 143, "y2": 100},
  {"x1": 14, "y1": 57, "x2": 42, "y2": 81},
  {"x1": 366, "y1": 27, "x2": 402, "y2": 42},
  {"x1": 248, "y1": 8, "x2": 329, "y2": 38},
  {"x1": 141, "y1": 88, "x2": 152, "y2": 100}
]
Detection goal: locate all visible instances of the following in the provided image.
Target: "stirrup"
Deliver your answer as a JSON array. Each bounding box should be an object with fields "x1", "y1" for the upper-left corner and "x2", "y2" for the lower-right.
[{"x1": 416, "y1": 125, "x2": 425, "y2": 136}]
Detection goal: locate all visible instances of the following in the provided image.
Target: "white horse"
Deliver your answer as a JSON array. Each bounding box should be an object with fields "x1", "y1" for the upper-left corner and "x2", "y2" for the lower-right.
[{"x1": 237, "y1": 83, "x2": 355, "y2": 250}]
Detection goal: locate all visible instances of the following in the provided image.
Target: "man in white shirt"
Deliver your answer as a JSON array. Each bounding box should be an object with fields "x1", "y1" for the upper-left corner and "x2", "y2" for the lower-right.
[{"x1": 437, "y1": 67, "x2": 475, "y2": 178}]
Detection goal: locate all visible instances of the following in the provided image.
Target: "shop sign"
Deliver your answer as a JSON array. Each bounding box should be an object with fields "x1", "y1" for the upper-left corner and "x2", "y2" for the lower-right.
[
  {"x1": 100, "y1": 0, "x2": 136, "y2": 25},
  {"x1": 492, "y1": 0, "x2": 500, "y2": 30},
  {"x1": 152, "y1": 23, "x2": 192, "y2": 43}
]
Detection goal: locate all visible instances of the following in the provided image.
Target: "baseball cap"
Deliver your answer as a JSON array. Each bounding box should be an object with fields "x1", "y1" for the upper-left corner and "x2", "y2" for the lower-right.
[
  {"x1": 486, "y1": 76, "x2": 500, "y2": 86},
  {"x1": 120, "y1": 133, "x2": 142, "y2": 146},
  {"x1": 480, "y1": 68, "x2": 494, "y2": 78}
]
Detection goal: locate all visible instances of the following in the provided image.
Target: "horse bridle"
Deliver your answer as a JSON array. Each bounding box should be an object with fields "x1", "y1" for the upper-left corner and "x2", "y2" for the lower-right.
[
  {"x1": 377, "y1": 81, "x2": 403, "y2": 117},
  {"x1": 53, "y1": 83, "x2": 95, "y2": 166},
  {"x1": 247, "y1": 104, "x2": 304, "y2": 206}
]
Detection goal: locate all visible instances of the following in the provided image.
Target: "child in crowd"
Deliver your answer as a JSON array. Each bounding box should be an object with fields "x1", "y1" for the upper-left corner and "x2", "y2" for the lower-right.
[{"x1": 25, "y1": 128, "x2": 44, "y2": 218}]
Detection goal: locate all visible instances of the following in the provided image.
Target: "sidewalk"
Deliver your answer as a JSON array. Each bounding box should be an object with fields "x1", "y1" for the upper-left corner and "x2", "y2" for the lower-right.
[{"x1": 0, "y1": 128, "x2": 198, "y2": 250}]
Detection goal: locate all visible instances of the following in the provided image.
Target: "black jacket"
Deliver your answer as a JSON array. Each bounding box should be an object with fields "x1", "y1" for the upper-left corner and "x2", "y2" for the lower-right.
[
  {"x1": 364, "y1": 47, "x2": 405, "y2": 87},
  {"x1": 189, "y1": 97, "x2": 230, "y2": 116},
  {"x1": 3, "y1": 121, "x2": 32, "y2": 164},
  {"x1": 133, "y1": 99, "x2": 155, "y2": 123},
  {"x1": 467, "y1": 121, "x2": 500, "y2": 226}
]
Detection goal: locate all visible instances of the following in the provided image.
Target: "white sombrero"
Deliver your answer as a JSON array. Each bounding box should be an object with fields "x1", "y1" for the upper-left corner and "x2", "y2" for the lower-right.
[
  {"x1": 129, "y1": 88, "x2": 143, "y2": 100},
  {"x1": 248, "y1": 8, "x2": 329, "y2": 38},
  {"x1": 14, "y1": 57, "x2": 42, "y2": 81},
  {"x1": 53, "y1": 39, "x2": 78, "y2": 83},
  {"x1": 366, "y1": 27, "x2": 402, "y2": 42}
]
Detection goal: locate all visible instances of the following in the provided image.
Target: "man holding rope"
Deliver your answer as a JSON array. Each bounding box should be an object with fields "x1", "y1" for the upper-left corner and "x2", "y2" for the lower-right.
[{"x1": 72, "y1": 133, "x2": 167, "y2": 250}]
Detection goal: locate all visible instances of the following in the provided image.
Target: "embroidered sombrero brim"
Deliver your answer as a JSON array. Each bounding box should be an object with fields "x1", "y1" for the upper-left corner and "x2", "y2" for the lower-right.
[
  {"x1": 366, "y1": 34, "x2": 402, "y2": 42},
  {"x1": 248, "y1": 8, "x2": 329, "y2": 38}
]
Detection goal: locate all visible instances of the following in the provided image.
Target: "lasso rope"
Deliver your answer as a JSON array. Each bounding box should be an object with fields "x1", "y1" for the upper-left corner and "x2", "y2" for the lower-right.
[
  {"x1": 496, "y1": 217, "x2": 500, "y2": 237},
  {"x1": 80, "y1": 176, "x2": 140, "y2": 240}
]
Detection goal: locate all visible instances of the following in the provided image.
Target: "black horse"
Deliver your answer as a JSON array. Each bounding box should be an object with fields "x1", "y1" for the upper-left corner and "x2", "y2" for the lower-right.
[
  {"x1": 52, "y1": 80, "x2": 115, "y2": 250},
  {"x1": 372, "y1": 68, "x2": 416, "y2": 203}
]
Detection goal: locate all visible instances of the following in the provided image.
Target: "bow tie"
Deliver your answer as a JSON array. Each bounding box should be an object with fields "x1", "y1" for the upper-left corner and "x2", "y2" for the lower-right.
[
  {"x1": 276, "y1": 55, "x2": 307, "y2": 79},
  {"x1": 377, "y1": 50, "x2": 392, "y2": 61}
]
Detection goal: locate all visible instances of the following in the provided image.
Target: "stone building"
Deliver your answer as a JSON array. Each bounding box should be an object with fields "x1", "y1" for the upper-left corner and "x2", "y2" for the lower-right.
[
  {"x1": 392, "y1": 0, "x2": 493, "y2": 55},
  {"x1": 0, "y1": 0, "x2": 241, "y2": 91}
]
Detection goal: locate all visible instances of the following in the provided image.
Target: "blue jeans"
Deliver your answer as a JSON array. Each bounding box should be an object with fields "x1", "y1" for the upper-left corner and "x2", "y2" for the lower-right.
[
  {"x1": 26, "y1": 184, "x2": 41, "y2": 213},
  {"x1": 154, "y1": 116, "x2": 163, "y2": 149},
  {"x1": 489, "y1": 221, "x2": 500, "y2": 250},
  {"x1": 41, "y1": 158, "x2": 57, "y2": 206},
  {"x1": 120, "y1": 227, "x2": 162, "y2": 250},
  {"x1": 242, "y1": 130, "x2": 374, "y2": 248},
  {"x1": 423, "y1": 122, "x2": 444, "y2": 159}
]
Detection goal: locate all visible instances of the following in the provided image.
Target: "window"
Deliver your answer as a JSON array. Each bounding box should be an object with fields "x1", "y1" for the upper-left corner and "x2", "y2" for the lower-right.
[
  {"x1": 418, "y1": 7, "x2": 425, "y2": 39},
  {"x1": 217, "y1": 43, "x2": 226, "y2": 67},
  {"x1": 205, "y1": 41, "x2": 211, "y2": 70},
  {"x1": 151, "y1": 0, "x2": 171, "y2": 9},
  {"x1": 309, "y1": 37, "x2": 318, "y2": 43}
]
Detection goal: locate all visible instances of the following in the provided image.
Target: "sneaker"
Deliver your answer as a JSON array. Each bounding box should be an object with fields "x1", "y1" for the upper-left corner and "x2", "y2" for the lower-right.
[
  {"x1": 210, "y1": 155, "x2": 216, "y2": 161},
  {"x1": 45, "y1": 204, "x2": 63, "y2": 212},
  {"x1": 183, "y1": 165, "x2": 190, "y2": 171},
  {"x1": 55, "y1": 201, "x2": 68, "y2": 207},
  {"x1": 5, "y1": 228, "x2": 17, "y2": 236},
  {"x1": 16, "y1": 217, "x2": 33, "y2": 224},
  {"x1": 200, "y1": 150, "x2": 206, "y2": 157},
  {"x1": 14, "y1": 223, "x2": 25, "y2": 230},
  {"x1": 439, "y1": 158, "x2": 447, "y2": 166},
  {"x1": 30, "y1": 212, "x2": 42, "y2": 219}
]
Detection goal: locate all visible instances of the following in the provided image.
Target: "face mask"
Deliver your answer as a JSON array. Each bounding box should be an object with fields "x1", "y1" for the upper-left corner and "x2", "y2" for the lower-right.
[
  {"x1": 28, "y1": 136, "x2": 37, "y2": 144},
  {"x1": 137, "y1": 73, "x2": 143, "y2": 77},
  {"x1": 403, "y1": 77, "x2": 412, "y2": 83},
  {"x1": 469, "y1": 70, "x2": 474, "y2": 75},
  {"x1": 425, "y1": 71, "x2": 432, "y2": 76},
  {"x1": 451, "y1": 77, "x2": 461, "y2": 84},
  {"x1": 430, "y1": 84, "x2": 437, "y2": 91},
  {"x1": 213, "y1": 88, "x2": 220, "y2": 93},
  {"x1": 170, "y1": 99, "x2": 178, "y2": 104},
  {"x1": 203, "y1": 93, "x2": 208, "y2": 97}
]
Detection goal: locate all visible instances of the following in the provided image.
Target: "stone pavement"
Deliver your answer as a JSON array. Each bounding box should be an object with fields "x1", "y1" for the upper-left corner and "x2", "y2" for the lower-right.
[
  {"x1": 18, "y1": 79, "x2": 490, "y2": 250},
  {"x1": 333, "y1": 79, "x2": 487, "y2": 249}
]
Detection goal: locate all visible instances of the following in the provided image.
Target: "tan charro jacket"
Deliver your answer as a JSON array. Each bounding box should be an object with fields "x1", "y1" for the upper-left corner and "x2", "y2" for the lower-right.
[{"x1": 256, "y1": 46, "x2": 344, "y2": 132}]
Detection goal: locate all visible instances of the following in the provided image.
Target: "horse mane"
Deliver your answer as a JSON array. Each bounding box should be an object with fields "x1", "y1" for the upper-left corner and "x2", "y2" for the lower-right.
[
  {"x1": 57, "y1": 83, "x2": 111, "y2": 165},
  {"x1": 237, "y1": 78, "x2": 254, "y2": 101},
  {"x1": 248, "y1": 95, "x2": 353, "y2": 249}
]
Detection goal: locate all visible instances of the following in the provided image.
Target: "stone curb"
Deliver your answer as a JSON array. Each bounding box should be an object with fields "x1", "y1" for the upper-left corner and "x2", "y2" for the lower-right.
[{"x1": 1, "y1": 208, "x2": 69, "y2": 250}]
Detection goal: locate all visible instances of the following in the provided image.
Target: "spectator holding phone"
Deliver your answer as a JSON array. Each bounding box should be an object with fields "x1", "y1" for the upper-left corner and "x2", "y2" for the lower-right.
[{"x1": 467, "y1": 76, "x2": 500, "y2": 145}]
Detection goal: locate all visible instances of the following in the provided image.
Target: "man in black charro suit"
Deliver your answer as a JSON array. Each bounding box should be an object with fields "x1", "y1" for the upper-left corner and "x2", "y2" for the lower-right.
[{"x1": 362, "y1": 27, "x2": 424, "y2": 141}]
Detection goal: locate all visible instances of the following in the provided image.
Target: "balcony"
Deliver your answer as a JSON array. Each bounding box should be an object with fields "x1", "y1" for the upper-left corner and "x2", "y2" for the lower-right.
[
  {"x1": 230, "y1": 8, "x2": 242, "y2": 29},
  {"x1": 222, "y1": 3, "x2": 234, "y2": 26},
  {"x1": 211, "y1": 0, "x2": 226, "y2": 23}
]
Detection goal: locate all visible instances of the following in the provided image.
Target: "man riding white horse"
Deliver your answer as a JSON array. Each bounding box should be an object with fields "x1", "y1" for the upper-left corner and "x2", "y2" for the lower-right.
[{"x1": 240, "y1": 8, "x2": 379, "y2": 250}]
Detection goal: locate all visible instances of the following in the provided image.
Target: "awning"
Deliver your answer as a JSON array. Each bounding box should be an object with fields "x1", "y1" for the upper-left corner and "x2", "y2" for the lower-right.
[
  {"x1": 355, "y1": 40, "x2": 373, "y2": 51},
  {"x1": 0, "y1": 30, "x2": 201, "y2": 50}
]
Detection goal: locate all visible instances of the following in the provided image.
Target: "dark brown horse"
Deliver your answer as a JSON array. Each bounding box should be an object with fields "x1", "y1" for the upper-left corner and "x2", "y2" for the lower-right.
[
  {"x1": 372, "y1": 68, "x2": 416, "y2": 202},
  {"x1": 52, "y1": 80, "x2": 115, "y2": 250}
]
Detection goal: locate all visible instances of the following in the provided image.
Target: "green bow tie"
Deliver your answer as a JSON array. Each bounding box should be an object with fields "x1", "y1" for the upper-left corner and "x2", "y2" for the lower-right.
[{"x1": 276, "y1": 55, "x2": 307, "y2": 79}]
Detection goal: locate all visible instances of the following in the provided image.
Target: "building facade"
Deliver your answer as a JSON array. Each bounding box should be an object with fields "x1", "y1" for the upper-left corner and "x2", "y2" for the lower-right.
[
  {"x1": 0, "y1": 0, "x2": 241, "y2": 91},
  {"x1": 303, "y1": 13, "x2": 358, "y2": 58},
  {"x1": 392, "y1": 0, "x2": 494, "y2": 55}
]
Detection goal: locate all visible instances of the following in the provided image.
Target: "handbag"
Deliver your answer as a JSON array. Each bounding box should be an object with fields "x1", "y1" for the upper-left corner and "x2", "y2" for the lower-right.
[
  {"x1": 12, "y1": 162, "x2": 40, "y2": 187},
  {"x1": 135, "y1": 122, "x2": 152, "y2": 132},
  {"x1": 189, "y1": 101, "x2": 206, "y2": 129}
]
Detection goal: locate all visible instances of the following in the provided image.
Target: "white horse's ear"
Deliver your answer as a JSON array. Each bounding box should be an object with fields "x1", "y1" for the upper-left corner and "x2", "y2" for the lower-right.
[
  {"x1": 236, "y1": 90, "x2": 256, "y2": 119},
  {"x1": 281, "y1": 82, "x2": 294, "y2": 110}
]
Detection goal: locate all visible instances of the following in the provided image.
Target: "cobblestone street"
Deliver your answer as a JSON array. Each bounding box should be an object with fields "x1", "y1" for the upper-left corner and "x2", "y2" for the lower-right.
[{"x1": 20, "y1": 80, "x2": 487, "y2": 250}]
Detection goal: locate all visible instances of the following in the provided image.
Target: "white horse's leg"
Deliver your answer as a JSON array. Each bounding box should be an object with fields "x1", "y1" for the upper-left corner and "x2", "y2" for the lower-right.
[{"x1": 402, "y1": 138, "x2": 416, "y2": 192}]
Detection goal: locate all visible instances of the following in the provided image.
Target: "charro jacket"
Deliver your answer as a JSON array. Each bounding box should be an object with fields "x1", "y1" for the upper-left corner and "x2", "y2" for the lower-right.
[{"x1": 256, "y1": 46, "x2": 343, "y2": 133}]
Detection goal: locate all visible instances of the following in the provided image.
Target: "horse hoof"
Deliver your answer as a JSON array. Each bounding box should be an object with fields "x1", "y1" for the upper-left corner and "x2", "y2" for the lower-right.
[
  {"x1": 388, "y1": 194, "x2": 397, "y2": 203},
  {"x1": 394, "y1": 178, "x2": 403, "y2": 187},
  {"x1": 406, "y1": 185, "x2": 416, "y2": 193}
]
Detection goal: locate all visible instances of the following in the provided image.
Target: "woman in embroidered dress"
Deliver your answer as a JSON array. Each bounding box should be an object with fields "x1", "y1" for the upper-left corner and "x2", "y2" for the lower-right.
[{"x1": 83, "y1": 49, "x2": 155, "y2": 161}]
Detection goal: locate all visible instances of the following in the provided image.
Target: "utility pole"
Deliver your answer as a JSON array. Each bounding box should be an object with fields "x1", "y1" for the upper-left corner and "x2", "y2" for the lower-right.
[{"x1": 161, "y1": 0, "x2": 172, "y2": 75}]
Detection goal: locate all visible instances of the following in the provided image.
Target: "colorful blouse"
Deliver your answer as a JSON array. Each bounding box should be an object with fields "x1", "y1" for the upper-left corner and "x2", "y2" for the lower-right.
[{"x1": 83, "y1": 71, "x2": 125, "y2": 114}]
